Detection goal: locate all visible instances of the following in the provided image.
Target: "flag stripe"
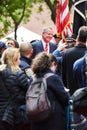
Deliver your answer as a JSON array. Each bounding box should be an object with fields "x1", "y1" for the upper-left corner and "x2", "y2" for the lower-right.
[
  {"x1": 56, "y1": 0, "x2": 73, "y2": 41},
  {"x1": 61, "y1": 0, "x2": 67, "y2": 13}
]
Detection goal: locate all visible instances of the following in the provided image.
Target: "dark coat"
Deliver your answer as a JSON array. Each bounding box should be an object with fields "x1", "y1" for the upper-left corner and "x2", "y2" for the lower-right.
[
  {"x1": 20, "y1": 55, "x2": 32, "y2": 70},
  {"x1": 20, "y1": 56, "x2": 32, "y2": 78},
  {"x1": 31, "y1": 69, "x2": 69, "y2": 130},
  {"x1": 31, "y1": 40, "x2": 57, "y2": 58},
  {"x1": 0, "y1": 67, "x2": 29, "y2": 125},
  {"x1": 62, "y1": 43, "x2": 87, "y2": 95}
]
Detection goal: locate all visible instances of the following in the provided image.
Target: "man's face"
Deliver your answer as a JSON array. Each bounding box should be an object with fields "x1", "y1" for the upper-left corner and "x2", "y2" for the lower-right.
[{"x1": 42, "y1": 29, "x2": 53, "y2": 43}]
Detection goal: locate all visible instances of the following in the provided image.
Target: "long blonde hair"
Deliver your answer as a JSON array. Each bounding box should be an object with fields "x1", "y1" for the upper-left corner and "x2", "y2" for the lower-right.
[{"x1": 0, "y1": 47, "x2": 21, "y2": 72}]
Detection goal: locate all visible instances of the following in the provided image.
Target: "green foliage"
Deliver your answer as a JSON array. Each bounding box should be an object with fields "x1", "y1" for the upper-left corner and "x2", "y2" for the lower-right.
[
  {"x1": 36, "y1": 5, "x2": 43, "y2": 13},
  {"x1": 0, "y1": 0, "x2": 73, "y2": 39},
  {"x1": 0, "y1": 0, "x2": 33, "y2": 39},
  {"x1": 50, "y1": 0, "x2": 54, "y2": 4}
]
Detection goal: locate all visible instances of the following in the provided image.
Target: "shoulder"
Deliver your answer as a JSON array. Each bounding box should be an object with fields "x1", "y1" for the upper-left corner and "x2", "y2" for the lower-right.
[
  {"x1": 50, "y1": 42, "x2": 57, "y2": 47},
  {"x1": 16, "y1": 70, "x2": 27, "y2": 77},
  {"x1": 73, "y1": 57, "x2": 84, "y2": 72},
  {"x1": 0, "y1": 66, "x2": 11, "y2": 79},
  {"x1": 20, "y1": 60, "x2": 30, "y2": 69},
  {"x1": 62, "y1": 47, "x2": 76, "y2": 58},
  {"x1": 74, "y1": 57, "x2": 84, "y2": 68},
  {"x1": 45, "y1": 72, "x2": 62, "y2": 82},
  {"x1": 32, "y1": 40, "x2": 42, "y2": 46},
  {"x1": 15, "y1": 70, "x2": 29, "y2": 86}
]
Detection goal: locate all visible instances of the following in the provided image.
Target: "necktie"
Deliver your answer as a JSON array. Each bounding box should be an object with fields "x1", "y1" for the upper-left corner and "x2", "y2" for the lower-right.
[{"x1": 44, "y1": 43, "x2": 48, "y2": 53}]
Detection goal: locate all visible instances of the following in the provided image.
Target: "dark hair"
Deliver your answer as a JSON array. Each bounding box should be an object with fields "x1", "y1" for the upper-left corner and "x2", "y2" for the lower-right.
[
  {"x1": 78, "y1": 26, "x2": 87, "y2": 43},
  {"x1": 7, "y1": 39, "x2": 19, "y2": 48},
  {"x1": 11, "y1": 39, "x2": 19, "y2": 48},
  {"x1": 53, "y1": 33, "x2": 61, "y2": 38},
  {"x1": 31, "y1": 52, "x2": 51, "y2": 74},
  {"x1": 48, "y1": 53, "x2": 57, "y2": 66}
]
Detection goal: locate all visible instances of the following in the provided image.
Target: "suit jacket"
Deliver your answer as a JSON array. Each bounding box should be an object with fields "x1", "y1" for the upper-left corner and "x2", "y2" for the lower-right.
[
  {"x1": 31, "y1": 40, "x2": 57, "y2": 58},
  {"x1": 62, "y1": 43, "x2": 87, "y2": 95}
]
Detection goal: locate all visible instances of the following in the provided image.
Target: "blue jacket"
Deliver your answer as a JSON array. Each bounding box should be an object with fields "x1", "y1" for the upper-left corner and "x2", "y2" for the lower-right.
[
  {"x1": 73, "y1": 55, "x2": 86, "y2": 88},
  {"x1": 20, "y1": 56, "x2": 31, "y2": 69},
  {"x1": 53, "y1": 49, "x2": 64, "y2": 76},
  {"x1": 53, "y1": 49, "x2": 62, "y2": 62}
]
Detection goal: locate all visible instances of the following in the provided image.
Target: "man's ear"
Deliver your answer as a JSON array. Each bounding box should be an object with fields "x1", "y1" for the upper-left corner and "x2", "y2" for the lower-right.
[{"x1": 76, "y1": 36, "x2": 79, "y2": 42}]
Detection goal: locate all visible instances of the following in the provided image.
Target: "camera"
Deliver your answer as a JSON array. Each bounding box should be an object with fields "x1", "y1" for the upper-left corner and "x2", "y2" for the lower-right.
[{"x1": 65, "y1": 42, "x2": 74, "y2": 48}]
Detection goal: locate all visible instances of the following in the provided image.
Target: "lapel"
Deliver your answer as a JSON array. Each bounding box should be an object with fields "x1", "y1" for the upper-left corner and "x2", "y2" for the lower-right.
[
  {"x1": 49, "y1": 42, "x2": 52, "y2": 53},
  {"x1": 38, "y1": 40, "x2": 44, "y2": 51}
]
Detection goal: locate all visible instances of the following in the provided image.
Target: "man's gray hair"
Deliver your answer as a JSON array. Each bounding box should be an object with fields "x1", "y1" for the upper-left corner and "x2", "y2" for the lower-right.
[{"x1": 42, "y1": 26, "x2": 53, "y2": 33}]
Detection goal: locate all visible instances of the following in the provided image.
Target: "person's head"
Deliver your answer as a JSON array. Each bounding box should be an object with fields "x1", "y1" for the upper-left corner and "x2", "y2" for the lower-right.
[
  {"x1": 48, "y1": 53, "x2": 57, "y2": 73},
  {"x1": 1, "y1": 47, "x2": 20, "y2": 72},
  {"x1": 6, "y1": 39, "x2": 19, "y2": 48},
  {"x1": 31, "y1": 52, "x2": 51, "y2": 74},
  {"x1": 53, "y1": 33, "x2": 62, "y2": 45},
  {"x1": 0, "y1": 41, "x2": 7, "y2": 57},
  {"x1": 19, "y1": 42, "x2": 33, "y2": 58},
  {"x1": 42, "y1": 26, "x2": 54, "y2": 43},
  {"x1": 77, "y1": 26, "x2": 87, "y2": 44},
  {"x1": 66, "y1": 35, "x2": 76, "y2": 48}
]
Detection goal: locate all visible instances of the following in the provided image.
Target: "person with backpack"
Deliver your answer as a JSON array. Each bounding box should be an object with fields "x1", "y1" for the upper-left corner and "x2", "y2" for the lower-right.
[
  {"x1": 0, "y1": 47, "x2": 29, "y2": 130},
  {"x1": 26, "y1": 52, "x2": 69, "y2": 130}
]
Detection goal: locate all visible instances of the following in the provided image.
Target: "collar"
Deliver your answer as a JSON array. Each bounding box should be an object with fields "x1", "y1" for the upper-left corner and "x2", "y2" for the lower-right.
[{"x1": 76, "y1": 43, "x2": 86, "y2": 48}]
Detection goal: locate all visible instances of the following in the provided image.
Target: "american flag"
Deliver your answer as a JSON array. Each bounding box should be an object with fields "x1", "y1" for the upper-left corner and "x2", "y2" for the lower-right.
[{"x1": 56, "y1": 0, "x2": 73, "y2": 41}]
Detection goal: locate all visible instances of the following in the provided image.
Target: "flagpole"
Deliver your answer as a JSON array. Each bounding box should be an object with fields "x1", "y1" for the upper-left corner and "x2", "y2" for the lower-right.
[{"x1": 85, "y1": 1, "x2": 87, "y2": 25}]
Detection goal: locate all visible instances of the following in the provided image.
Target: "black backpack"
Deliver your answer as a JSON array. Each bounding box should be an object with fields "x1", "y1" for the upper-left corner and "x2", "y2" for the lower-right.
[{"x1": 26, "y1": 73, "x2": 54, "y2": 122}]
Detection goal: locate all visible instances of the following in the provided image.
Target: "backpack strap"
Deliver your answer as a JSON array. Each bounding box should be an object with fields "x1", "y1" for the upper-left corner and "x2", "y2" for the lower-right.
[
  {"x1": 44, "y1": 73, "x2": 54, "y2": 79},
  {"x1": 44, "y1": 73, "x2": 56, "y2": 112}
]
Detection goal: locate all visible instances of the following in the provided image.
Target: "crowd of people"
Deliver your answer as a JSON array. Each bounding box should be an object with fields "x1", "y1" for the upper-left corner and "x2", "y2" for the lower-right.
[{"x1": 0, "y1": 25, "x2": 87, "y2": 130}]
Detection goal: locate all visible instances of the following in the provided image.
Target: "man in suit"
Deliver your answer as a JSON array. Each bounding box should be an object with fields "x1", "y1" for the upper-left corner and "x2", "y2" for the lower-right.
[
  {"x1": 62, "y1": 26, "x2": 87, "y2": 95},
  {"x1": 31, "y1": 26, "x2": 57, "y2": 58}
]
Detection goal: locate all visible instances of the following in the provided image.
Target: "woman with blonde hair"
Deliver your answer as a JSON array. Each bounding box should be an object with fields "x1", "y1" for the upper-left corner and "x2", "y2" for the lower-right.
[{"x1": 0, "y1": 47, "x2": 29, "y2": 130}]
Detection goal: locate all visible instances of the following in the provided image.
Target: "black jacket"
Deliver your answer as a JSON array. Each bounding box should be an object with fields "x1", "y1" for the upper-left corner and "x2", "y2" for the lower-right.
[
  {"x1": 0, "y1": 67, "x2": 29, "y2": 125},
  {"x1": 62, "y1": 43, "x2": 87, "y2": 95}
]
